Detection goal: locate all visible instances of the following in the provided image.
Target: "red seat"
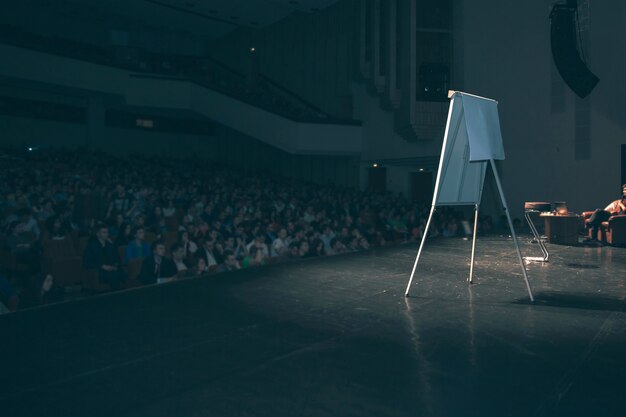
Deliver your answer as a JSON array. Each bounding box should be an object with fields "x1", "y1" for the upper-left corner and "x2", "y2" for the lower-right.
[
  {"x1": 41, "y1": 238, "x2": 83, "y2": 287},
  {"x1": 125, "y1": 258, "x2": 144, "y2": 288},
  {"x1": 81, "y1": 267, "x2": 109, "y2": 293}
]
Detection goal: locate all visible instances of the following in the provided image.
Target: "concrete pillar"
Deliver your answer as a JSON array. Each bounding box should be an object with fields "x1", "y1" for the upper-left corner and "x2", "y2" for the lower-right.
[{"x1": 387, "y1": 0, "x2": 400, "y2": 107}]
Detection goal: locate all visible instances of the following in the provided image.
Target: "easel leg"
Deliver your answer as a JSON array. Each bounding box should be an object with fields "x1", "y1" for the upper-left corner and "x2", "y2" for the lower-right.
[
  {"x1": 405, "y1": 206, "x2": 436, "y2": 297},
  {"x1": 468, "y1": 204, "x2": 479, "y2": 283},
  {"x1": 489, "y1": 160, "x2": 535, "y2": 303}
]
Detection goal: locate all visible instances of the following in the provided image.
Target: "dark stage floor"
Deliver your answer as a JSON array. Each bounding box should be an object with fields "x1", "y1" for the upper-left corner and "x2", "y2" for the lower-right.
[{"x1": 2, "y1": 237, "x2": 626, "y2": 417}]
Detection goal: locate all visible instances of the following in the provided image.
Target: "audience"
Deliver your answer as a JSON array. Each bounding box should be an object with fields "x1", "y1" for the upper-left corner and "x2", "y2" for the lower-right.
[{"x1": 0, "y1": 147, "x2": 474, "y2": 310}]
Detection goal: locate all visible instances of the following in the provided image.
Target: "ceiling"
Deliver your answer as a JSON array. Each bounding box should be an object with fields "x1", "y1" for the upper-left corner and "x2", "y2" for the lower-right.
[{"x1": 19, "y1": 0, "x2": 341, "y2": 40}]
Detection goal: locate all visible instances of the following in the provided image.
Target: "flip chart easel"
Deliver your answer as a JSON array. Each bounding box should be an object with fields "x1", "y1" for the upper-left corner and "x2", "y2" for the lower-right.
[{"x1": 404, "y1": 91, "x2": 534, "y2": 302}]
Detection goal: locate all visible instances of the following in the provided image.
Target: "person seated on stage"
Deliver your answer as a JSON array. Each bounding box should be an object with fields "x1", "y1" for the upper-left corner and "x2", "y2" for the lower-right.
[
  {"x1": 586, "y1": 184, "x2": 626, "y2": 239},
  {"x1": 138, "y1": 241, "x2": 177, "y2": 285},
  {"x1": 82, "y1": 224, "x2": 126, "y2": 290}
]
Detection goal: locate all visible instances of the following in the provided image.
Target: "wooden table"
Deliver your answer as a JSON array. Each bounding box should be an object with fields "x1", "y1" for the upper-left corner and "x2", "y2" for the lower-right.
[{"x1": 540, "y1": 213, "x2": 581, "y2": 245}]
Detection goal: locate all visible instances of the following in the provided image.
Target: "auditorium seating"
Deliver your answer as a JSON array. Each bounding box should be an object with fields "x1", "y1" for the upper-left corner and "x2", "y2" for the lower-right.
[
  {"x1": 0, "y1": 148, "x2": 468, "y2": 309},
  {"x1": 41, "y1": 238, "x2": 82, "y2": 287},
  {"x1": 125, "y1": 258, "x2": 144, "y2": 288}
]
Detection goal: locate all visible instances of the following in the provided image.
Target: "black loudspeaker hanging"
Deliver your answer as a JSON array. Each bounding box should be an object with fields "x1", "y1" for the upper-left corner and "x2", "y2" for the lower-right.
[{"x1": 549, "y1": 5, "x2": 599, "y2": 98}]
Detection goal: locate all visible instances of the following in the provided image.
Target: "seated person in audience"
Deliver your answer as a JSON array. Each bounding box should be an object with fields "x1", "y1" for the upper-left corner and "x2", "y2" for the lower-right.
[
  {"x1": 82, "y1": 224, "x2": 126, "y2": 290},
  {"x1": 114, "y1": 223, "x2": 133, "y2": 248},
  {"x1": 586, "y1": 184, "x2": 626, "y2": 238},
  {"x1": 320, "y1": 226, "x2": 335, "y2": 253},
  {"x1": 162, "y1": 199, "x2": 177, "y2": 218},
  {"x1": 223, "y1": 251, "x2": 241, "y2": 271},
  {"x1": 387, "y1": 214, "x2": 408, "y2": 236},
  {"x1": 311, "y1": 239, "x2": 326, "y2": 256},
  {"x1": 6, "y1": 221, "x2": 41, "y2": 272},
  {"x1": 147, "y1": 206, "x2": 164, "y2": 231},
  {"x1": 139, "y1": 241, "x2": 177, "y2": 285},
  {"x1": 21, "y1": 273, "x2": 61, "y2": 308},
  {"x1": 327, "y1": 237, "x2": 347, "y2": 256},
  {"x1": 479, "y1": 215, "x2": 494, "y2": 235},
  {"x1": 346, "y1": 236, "x2": 360, "y2": 252},
  {"x1": 0, "y1": 273, "x2": 19, "y2": 313},
  {"x1": 16, "y1": 209, "x2": 41, "y2": 240},
  {"x1": 178, "y1": 230, "x2": 198, "y2": 259},
  {"x1": 197, "y1": 239, "x2": 220, "y2": 269},
  {"x1": 106, "y1": 184, "x2": 136, "y2": 220},
  {"x1": 298, "y1": 240, "x2": 312, "y2": 258},
  {"x1": 107, "y1": 214, "x2": 125, "y2": 242},
  {"x1": 442, "y1": 220, "x2": 459, "y2": 237},
  {"x1": 246, "y1": 234, "x2": 269, "y2": 258},
  {"x1": 124, "y1": 227, "x2": 151, "y2": 263},
  {"x1": 287, "y1": 242, "x2": 300, "y2": 259},
  {"x1": 233, "y1": 235, "x2": 248, "y2": 260},
  {"x1": 171, "y1": 243, "x2": 188, "y2": 275},
  {"x1": 37, "y1": 199, "x2": 57, "y2": 222},
  {"x1": 45, "y1": 216, "x2": 68, "y2": 240},
  {"x1": 242, "y1": 245, "x2": 265, "y2": 268},
  {"x1": 270, "y1": 228, "x2": 289, "y2": 258},
  {"x1": 188, "y1": 257, "x2": 209, "y2": 277}
]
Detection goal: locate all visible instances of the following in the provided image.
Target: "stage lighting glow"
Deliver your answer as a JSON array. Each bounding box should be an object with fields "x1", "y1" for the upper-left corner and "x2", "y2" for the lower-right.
[{"x1": 372, "y1": 163, "x2": 379, "y2": 168}]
